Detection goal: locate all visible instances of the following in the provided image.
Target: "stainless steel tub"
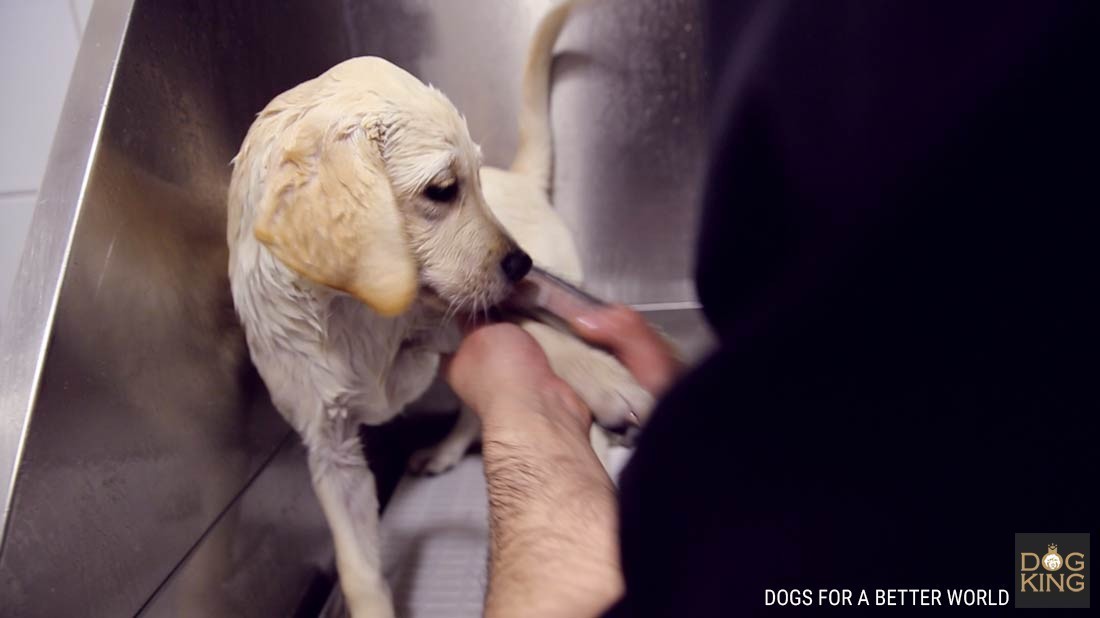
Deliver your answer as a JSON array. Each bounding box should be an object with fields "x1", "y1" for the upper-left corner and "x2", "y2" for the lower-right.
[{"x1": 0, "y1": 1, "x2": 710, "y2": 614}]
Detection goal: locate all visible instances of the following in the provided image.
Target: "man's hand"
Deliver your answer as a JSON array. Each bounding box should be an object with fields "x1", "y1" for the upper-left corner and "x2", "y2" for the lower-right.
[
  {"x1": 445, "y1": 308, "x2": 680, "y2": 617},
  {"x1": 446, "y1": 323, "x2": 622, "y2": 617},
  {"x1": 572, "y1": 304, "x2": 683, "y2": 397},
  {"x1": 445, "y1": 323, "x2": 591, "y2": 436}
]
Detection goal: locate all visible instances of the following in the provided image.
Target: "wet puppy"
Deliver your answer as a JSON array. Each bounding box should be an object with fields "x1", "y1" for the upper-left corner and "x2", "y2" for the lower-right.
[
  {"x1": 408, "y1": 0, "x2": 654, "y2": 476},
  {"x1": 227, "y1": 2, "x2": 650, "y2": 615},
  {"x1": 228, "y1": 55, "x2": 510, "y2": 617}
]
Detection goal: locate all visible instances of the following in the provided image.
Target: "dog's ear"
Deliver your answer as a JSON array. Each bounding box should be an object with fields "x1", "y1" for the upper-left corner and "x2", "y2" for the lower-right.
[{"x1": 254, "y1": 119, "x2": 417, "y2": 316}]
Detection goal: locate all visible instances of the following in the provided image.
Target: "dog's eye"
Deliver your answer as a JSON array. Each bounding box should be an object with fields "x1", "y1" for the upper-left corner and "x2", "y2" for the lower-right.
[{"x1": 424, "y1": 181, "x2": 459, "y2": 203}]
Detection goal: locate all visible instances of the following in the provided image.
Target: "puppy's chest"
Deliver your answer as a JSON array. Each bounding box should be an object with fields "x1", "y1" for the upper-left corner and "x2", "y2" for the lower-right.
[{"x1": 324, "y1": 300, "x2": 457, "y2": 420}]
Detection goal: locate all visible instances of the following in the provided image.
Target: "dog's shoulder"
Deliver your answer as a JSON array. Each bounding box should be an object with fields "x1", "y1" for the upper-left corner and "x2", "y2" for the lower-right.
[{"x1": 230, "y1": 244, "x2": 439, "y2": 423}]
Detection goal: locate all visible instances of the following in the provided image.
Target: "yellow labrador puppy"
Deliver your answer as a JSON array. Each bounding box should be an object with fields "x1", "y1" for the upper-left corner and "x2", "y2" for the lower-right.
[{"x1": 227, "y1": 2, "x2": 650, "y2": 615}]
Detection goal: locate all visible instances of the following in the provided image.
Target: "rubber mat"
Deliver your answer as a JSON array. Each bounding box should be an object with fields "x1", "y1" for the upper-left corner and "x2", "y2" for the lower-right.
[
  {"x1": 373, "y1": 446, "x2": 632, "y2": 618},
  {"x1": 380, "y1": 456, "x2": 491, "y2": 618}
]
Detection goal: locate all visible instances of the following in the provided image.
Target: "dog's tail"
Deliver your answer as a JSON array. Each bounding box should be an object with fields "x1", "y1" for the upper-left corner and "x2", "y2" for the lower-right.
[{"x1": 509, "y1": 0, "x2": 578, "y2": 193}]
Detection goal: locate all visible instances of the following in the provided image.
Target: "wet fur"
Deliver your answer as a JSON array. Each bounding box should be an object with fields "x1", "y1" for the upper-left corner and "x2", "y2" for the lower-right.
[{"x1": 227, "y1": 2, "x2": 650, "y2": 615}]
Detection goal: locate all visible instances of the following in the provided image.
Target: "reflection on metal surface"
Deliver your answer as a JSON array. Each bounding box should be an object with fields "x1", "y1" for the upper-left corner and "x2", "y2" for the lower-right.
[
  {"x1": 0, "y1": 0, "x2": 135, "y2": 548},
  {"x1": 139, "y1": 438, "x2": 332, "y2": 617},
  {"x1": 344, "y1": 0, "x2": 709, "y2": 304},
  {"x1": 0, "y1": 0, "x2": 347, "y2": 614},
  {"x1": 0, "y1": 0, "x2": 709, "y2": 614}
]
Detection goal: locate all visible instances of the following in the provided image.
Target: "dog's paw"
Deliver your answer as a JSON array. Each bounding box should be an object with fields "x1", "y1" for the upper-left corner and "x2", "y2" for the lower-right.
[
  {"x1": 560, "y1": 349, "x2": 656, "y2": 435},
  {"x1": 524, "y1": 319, "x2": 656, "y2": 437},
  {"x1": 407, "y1": 444, "x2": 467, "y2": 476}
]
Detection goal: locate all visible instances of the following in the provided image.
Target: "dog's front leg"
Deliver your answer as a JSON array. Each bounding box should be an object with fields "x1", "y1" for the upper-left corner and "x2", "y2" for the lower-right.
[
  {"x1": 305, "y1": 417, "x2": 394, "y2": 618},
  {"x1": 408, "y1": 404, "x2": 481, "y2": 475},
  {"x1": 520, "y1": 319, "x2": 656, "y2": 435}
]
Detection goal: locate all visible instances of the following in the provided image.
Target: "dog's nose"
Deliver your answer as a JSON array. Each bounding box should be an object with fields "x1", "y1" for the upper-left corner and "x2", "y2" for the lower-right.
[{"x1": 500, "y1": 249, "x2": 532, "y2": 283}]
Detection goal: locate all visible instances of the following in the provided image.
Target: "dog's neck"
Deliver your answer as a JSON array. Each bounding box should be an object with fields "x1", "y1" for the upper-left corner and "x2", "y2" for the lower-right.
[{"x1": 232, "y1": 244, "x2": 457, "y2": 423}]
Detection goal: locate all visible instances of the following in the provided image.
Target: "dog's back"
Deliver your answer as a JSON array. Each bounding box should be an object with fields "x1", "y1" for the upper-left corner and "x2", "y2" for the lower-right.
[{"x1": 483, "y1": 0, "x2": 583, "y2": 284}]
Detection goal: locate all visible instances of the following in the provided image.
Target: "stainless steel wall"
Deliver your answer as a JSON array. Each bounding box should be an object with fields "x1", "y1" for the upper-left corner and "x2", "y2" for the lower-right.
[
  {"x1": 343, "y1": 0, "x2": 709, "y2": 304},
  {"x1": 0, "y1": 0, "x2": 709, "y2": 615}
]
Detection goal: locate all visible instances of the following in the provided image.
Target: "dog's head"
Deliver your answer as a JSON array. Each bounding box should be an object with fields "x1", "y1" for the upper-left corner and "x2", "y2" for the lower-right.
[{"x1": 243, "y1": 57, "x2": 530, "y2": 316}]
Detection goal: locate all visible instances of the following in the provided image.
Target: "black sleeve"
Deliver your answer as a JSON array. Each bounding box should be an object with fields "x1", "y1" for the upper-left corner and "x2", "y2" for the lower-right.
[{"x1": 610, "y1": 1, "x2": 1098, "y2": 615}]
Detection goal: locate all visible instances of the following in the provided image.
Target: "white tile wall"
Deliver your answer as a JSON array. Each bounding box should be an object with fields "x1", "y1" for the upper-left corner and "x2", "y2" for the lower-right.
[
  {"x1": 72, "y1": 0, "x2": 95, "y2": 32},
  {"x1": 0, "y1": 0, "x2": 90, "y2": 330}
]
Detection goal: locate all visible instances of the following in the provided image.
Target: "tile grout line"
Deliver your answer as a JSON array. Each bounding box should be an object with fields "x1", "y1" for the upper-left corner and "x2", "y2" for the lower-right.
[{"x1": 0, "y1": 189, "x2": 38, "y2": 200}]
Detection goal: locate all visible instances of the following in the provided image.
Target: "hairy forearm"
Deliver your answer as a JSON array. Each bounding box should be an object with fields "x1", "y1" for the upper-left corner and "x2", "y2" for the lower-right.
[{"x1": 480, "y1": 396, "x2": 624, "y2": 617}]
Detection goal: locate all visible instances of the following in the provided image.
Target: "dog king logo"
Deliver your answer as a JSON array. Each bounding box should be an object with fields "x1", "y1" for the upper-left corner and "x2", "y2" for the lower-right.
[
  {"x1": 1043, "y1": 544, "x2": 1064, "y2": 572},
  {"x1": 1015, "y1": 533, "x2": 1090, "y2": 608}
]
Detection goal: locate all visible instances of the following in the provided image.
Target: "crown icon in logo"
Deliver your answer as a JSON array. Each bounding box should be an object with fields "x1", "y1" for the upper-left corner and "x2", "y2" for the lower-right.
[{"x1": 1048, "y1": 544, "x2": 1058, "y2": 553}]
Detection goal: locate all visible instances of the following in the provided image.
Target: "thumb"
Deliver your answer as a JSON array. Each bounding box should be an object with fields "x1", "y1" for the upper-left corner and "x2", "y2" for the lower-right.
[{"x1": 572, "y1": 305, "x2": 682, "y2": 396}]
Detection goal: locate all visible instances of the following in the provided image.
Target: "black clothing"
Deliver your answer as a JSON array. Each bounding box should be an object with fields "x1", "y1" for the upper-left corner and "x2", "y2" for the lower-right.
[{"x1": 611, "y1": 1, "x2": 1098, "y2": 615}]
